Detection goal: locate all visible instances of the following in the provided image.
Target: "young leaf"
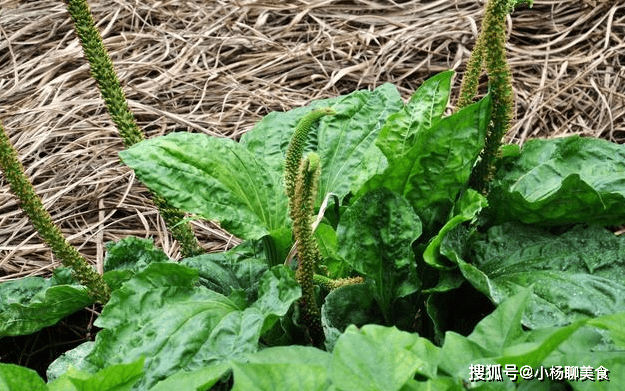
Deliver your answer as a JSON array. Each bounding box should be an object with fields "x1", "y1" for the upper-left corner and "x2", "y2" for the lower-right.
[
  {"x1": 376, "y1": 70, "x2": 454, "y2": 158},
  {"x1": 336, "y1": 188, "x2": 422, "y2": 323},
  {"x1": 120, "y1": 133, "x2": 288, "y2": 241},
  {"x1": 358, "y1": 92, "x2": 491, "y2": 233},
  {"x1": 489, "y1": 135, "x2": 625, "y2": 226},
  {"x1": 423, "y1": 189, "x2": 487, "y2": 270}
]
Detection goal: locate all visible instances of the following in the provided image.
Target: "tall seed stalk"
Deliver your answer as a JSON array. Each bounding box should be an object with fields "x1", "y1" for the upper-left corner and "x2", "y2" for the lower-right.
[
  {"x1": 284, "y1": 109, "x2": 334, "y2": 347},
  {"x1": 457, "y1": 0, "x2": 533, "y2": 192},
  {"x1": 0, "y1": 122, "x2": 110, "y2": 304},
  {"x1": 65, "y1": 0, "x2": 204, "y2": 257}
]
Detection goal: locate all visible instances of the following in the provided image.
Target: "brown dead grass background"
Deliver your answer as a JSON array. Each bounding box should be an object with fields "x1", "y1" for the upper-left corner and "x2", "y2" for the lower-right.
[{"x1": 0, "y1": 0, "x2": 624, "y2": 280}]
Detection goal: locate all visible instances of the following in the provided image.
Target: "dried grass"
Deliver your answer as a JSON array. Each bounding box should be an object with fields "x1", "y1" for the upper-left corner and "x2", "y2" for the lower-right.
[{"x1": 1, "y1": 0, "x2": 624, "y2": 280}]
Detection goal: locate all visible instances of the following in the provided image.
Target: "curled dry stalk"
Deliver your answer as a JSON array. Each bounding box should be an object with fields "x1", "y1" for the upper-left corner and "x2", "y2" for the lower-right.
[
  {"x1": 65, "y1": 0, "x2": 204, "y2": 257},
  {"x1": 457, "y1": 0, "x2": 533, "y2": 193},
  {"x1": 0, "y1": 122, "x2": 110, "y2": 304}
]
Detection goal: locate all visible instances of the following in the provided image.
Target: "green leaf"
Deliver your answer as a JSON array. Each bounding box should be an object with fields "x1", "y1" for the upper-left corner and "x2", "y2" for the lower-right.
[
  {"x1": 0, "y1": 268, "x2": 93, "y2": 337},
  {"x1": 180, "y1": 247, "x2": 268, "y2": 305},
  {"x1": 437, "y1": 289, "x2": 531, "y2": 378},
  {"x1": 240, "y1": 97, "x2": 340, "y2": 175},
  {"x1": 331, "y1": 325, "x2": 440, "y2": 391},
  {"x1": 66, "y1": 359, "x2": 144, "y2": 391},
  {"x1": 103, "y1": 237, "x2": 172, "y2": 291},
  {"x1": 120, "y1": 132, "x2": 288, "y2": 240},
  {"x1": 453, "y1": 223, "x2": 625, "y2": 328},
  {"x1": 0, "y1": 363, "x2": 47, "y2": 391},
  {"x1": 376, "y1": 70, "x2": 454, "y2": 158},
  {"x1": 252, "y1": 266, "x2": 302, "y2": 335},
  {"x1": 47, "y1": 341, "x2": 95, "y2": 383},
  {"x1": 489, "y1": 135, "x2": 625, "y2": 226},
  {"x1": 148, "y1": 364, "x2": 230, "y2": 391},
  {"x1": 104, "y1": 237, "x2": 170, "y2": 272},
  {"x1": 242, "y1": 83, "x2": 403, "y2": 204},
  {"x1": 321, "y1": 283, "x2": 384, "y2": 351},
  {"x1": 231, "y1": 346, "x2": 331, "y2": 391},
  {"x1": 68, "y1": 263, "x2": 299, "y2": 390},
  {"x1": 336, "y1": 188, "x2": 422, "y2": 322},
  {"x1": 468, "y1": 288, "x2": 530, "y2": 353},
  {"x1": 316, "y1": 83, "x2": 404, "y2": 201},
  {"x1": 423, "y1": 189, "x2": 487, "y2": 270},
  {"x1": 359, "y1": 91, "x2": 491, "y2": 233}
]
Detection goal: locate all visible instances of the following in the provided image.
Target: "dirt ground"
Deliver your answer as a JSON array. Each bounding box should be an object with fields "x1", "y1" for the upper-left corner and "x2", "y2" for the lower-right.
[{"x1": 1, "y1": 0, "x2": 624, "y2": 280}]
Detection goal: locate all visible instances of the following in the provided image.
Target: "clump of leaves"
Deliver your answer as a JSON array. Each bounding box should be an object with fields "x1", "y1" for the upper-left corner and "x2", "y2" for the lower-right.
[{"x1": 2, "y1": 0, "x2": 625, "y2": 389}]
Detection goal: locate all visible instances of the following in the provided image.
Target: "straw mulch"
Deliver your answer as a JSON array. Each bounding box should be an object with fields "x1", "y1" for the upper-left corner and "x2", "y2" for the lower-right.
[{"x1": 1, "y1": 0, "x2": 624, "y2": 281}]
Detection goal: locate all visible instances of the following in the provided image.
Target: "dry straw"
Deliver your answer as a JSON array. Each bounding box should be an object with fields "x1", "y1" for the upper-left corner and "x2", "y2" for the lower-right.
[{"x1": 1, "y1": 0, "x2": 624, "y2": 280}]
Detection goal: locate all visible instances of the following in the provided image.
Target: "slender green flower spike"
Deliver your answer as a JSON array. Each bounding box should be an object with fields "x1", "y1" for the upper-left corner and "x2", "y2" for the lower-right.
[
  {"x1": 313, "y1": 274, "x2": 364, "y2": 291},
  {"x1": 65, "y1": 0, "x2": 143, "y2": 148},
  {"x1": 65, "y1": 0, "x2": 203, "y2": 257},
  {"x1": 291, "y1": 153, "x2": 324, "y2": 347},
  {"x1": 284, "y1": 109, "x2": 334, "y2": 346},
  {"x1": 0, "y1": 122, "x2": 110, "y2": 304},
  {"x1": 284, "y1": 108, "x2": 335, "y2": 201},
  {"x1": 457, "y1": 0, "x2": 533, "y2": 192}
]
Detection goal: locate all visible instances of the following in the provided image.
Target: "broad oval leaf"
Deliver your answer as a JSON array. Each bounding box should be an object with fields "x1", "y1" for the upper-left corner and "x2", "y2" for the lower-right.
[
  {"x1": 241, "y1": 83, "x2": 403, "y2": 205},
  {"x1": 0, "y1": 268, "x2": 92, "y2": 337},
  {"x1": 376, "y1": 70, "x2": 454, "y2": 158},
  {"x1": 445, "y1": 223, "x2": 625, "y2": 329},
  {"x1": 120, "y1": 132, "x2": 288, "y2": 240},
  {"x1": 67, "y1": 262, "x2": 299, "y2": 390},
  {"x1": 489, "y1": 135, "x2": 625, "y2": 226}
]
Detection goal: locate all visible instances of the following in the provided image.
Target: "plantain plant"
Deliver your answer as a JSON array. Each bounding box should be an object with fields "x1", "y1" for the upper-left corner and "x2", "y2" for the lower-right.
[{"x1": 5, "y1": 1, "x2": 625, "y2": 389}]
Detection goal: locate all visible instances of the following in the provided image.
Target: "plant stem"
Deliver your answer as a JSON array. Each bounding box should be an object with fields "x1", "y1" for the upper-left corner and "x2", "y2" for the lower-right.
[
  {"x1": 0, "y1": 122, "x2": 110, "y2": 304},
  {"x1": 65, "y1": 0, "x2": 204, "y2": 258}
]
